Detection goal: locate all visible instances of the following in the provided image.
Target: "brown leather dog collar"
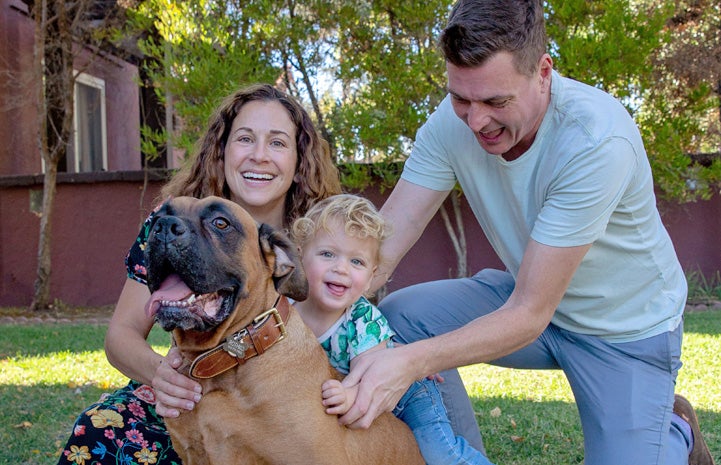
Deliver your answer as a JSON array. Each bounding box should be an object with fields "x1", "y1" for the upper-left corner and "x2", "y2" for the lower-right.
[{"x1": 188, "y1": 296, "x2": 291, "y2": 379}]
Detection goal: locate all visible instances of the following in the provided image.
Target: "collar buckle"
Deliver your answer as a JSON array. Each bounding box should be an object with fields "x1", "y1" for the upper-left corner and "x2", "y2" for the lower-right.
[{"x1": 253, "y1": 306, "x2": 287, "y2": 342}]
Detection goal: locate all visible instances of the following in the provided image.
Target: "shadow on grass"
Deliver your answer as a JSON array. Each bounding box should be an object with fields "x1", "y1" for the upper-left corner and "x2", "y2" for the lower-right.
[
  {"x1": 0, "y1": 386, "x2": 718, "y2": 464},
  {"x1": 683, "y1": 310, "x2": 721, "y2": 336},
  {"x1": 470, "y1": 395, "x2": 721, "y2": 465}
]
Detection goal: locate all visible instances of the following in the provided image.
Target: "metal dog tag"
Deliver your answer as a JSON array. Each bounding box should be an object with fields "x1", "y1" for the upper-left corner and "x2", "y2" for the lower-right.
[{"x1": 223, "y1": 337, "x2": 249, "y2": 358}]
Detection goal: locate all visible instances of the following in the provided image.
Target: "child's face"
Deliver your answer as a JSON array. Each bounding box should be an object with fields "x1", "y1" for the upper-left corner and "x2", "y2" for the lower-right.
[{"x1": 300, "y1": 219, "x2": 378, "y2": 315}]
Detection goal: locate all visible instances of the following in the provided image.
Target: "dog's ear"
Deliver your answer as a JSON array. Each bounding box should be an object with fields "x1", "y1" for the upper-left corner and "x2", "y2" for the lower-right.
[{"x1": 258, "y1": 223, "x2": 308, "y2": 301}]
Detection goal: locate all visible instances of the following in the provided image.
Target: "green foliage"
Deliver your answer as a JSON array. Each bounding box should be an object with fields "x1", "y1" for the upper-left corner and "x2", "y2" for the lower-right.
[
  {"x1": 118, "y1": 0, "x2": 720, "y2": 200},
  {"x1": 637, "y1": 85, "x2": 719, "y2": 201},
  {"x1": 632, "y1": 0, "x2": 721, "y2": 201},
  {"x1": 339, "y1": 162, "x2": 374, "y2": 191},
  {"x1": 546, "y1": 0, "x2": 670, "y2": 99},
  {"x1": 328, "y1": 1, "x2": 452, "y2": 164},
  {"x1": 139, "y1": 125, "x2": 166, "y2": 163},
  {"x1": 686, "y1": 269, "x2": 721, "y2": 304},
  {"x1": 546, "y1": 0, "x2": 720, "y2": 202},
  {"x1": 124, "y1": 0, "x2": 282, "y2": 155},
  {"x1": 338, "y1": 161, "x2": 404, "y2": 193}
]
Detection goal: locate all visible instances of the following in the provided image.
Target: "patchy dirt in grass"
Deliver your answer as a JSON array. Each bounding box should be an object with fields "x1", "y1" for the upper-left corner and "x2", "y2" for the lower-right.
[
  {"x1": 0, "y1": 305, "x2": 115, "y2": 325},
  {"x1": 685, "y1": 300, "x2": 721, "y2": 313}
]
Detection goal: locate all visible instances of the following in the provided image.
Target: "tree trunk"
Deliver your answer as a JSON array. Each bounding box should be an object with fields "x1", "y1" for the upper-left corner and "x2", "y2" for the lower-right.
[
  {"x1": 439, "y1": 190, "x2": 468, "y2": 278},
  {"x1": 30, "y1": 0, "x2": 49, "y2": 310},
  {"x1": 31, "y1": 165, "x2": 58, "y2": 310},
  {"x1": 30, "y1": 0, "x2": 74, "y2": 310}
]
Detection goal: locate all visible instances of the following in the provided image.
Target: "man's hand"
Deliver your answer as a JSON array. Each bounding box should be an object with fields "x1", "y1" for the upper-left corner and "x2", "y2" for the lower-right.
[
  {"x1": 152, "y1": 346, "x2": 202, "y2": 418},
  {"x1": 337, "y1": 345, "x2": 417, "y2": 429}
]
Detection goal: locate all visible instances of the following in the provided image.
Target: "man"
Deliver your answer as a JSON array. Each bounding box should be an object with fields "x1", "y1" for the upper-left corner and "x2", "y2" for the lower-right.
[{"x1": 339, "y1": 1, "x2": 715, "y2": 464}]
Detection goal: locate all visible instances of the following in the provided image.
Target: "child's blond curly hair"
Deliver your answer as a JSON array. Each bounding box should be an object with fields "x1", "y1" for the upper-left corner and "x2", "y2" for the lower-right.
[{"x1": 291, "y1": 194, "x2": 391, "y2": 265}]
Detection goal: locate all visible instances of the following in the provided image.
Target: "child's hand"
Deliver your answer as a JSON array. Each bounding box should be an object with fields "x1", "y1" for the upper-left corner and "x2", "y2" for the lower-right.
[
  {"x1": 322, "y1": 379, "x2": 352, "y2": 415},
  {"x1": 427, "y1": 372, "x2": 445, "y2": 383}
]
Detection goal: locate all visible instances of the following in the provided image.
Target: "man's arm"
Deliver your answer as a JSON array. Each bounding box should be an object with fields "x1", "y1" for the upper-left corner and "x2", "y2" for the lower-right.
[
  {"x1": 340, "y1": 239, "x2": 591, "y2": 428},
  {"x1": 370, "y1": 179, "x2": 451, "y2": 292}
]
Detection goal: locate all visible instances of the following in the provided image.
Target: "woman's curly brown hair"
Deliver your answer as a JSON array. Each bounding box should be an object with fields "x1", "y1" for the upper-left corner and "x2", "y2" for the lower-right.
[{"x1": 161, "y1": 84, "x2": 341, "y2": 227}]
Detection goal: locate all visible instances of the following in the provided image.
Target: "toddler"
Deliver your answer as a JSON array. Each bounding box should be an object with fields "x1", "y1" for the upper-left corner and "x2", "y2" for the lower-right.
[{"x1": 291, "y1": 194, "x2": 494, "y2": 465}]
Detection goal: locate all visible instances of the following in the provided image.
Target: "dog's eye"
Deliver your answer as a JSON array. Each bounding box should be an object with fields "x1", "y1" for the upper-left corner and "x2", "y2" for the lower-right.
[{"x1": 212, "y1": 217, "x2": 230, "y2": 230}]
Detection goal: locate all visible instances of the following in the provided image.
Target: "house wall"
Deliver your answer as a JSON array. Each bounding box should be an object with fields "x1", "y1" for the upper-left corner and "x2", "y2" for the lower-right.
[
  {"x1": 0, "y1": 0, "x2": 38, "y2": 175},
  {"x1": 658, "y1": 196, "x2": 721, "y2": 278},
  {"x1": 0, "y1": 0, "x2": 141, "y2": 176},
  {"x1": 1, "y1": 176, "x2": 719, "y2": 307},
  {"x1": 0, "y1": 174, "x2": 165, "y2": 307}
]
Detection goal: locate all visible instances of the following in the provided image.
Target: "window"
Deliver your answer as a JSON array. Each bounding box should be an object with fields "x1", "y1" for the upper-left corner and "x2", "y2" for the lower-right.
[{"x1": 67, "y1": 73, "x2": 107, "y2": 172}]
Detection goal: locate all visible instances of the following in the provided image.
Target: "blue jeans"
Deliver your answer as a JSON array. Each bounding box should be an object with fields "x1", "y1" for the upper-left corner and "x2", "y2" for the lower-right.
[
  {"x1": 381, "y1": 268, "x2": 690, "y2": 465},
  {"x1": 393, "y1": 378, "x2": 494, "y2": 465}
]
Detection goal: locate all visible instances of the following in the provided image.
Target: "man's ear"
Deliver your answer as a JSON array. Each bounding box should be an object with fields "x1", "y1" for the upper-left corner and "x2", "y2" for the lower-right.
[{"x1": 258, "y1": 223, "x2": 308, "y2": 301}]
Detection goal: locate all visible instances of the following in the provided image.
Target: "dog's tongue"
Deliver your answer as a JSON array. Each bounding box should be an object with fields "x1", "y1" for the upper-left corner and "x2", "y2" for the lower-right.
[{"x1": 145, "y1": 274, "x2": 192, "y2": 317}]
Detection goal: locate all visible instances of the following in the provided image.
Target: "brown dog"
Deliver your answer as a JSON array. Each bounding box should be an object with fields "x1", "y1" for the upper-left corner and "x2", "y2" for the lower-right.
[{"x1": 144, "y1": 196, "x2": 424, "y2": 465}]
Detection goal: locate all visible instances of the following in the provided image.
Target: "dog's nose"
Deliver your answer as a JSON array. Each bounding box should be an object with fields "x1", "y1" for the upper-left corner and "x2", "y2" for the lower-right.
[{"x1": 153, "y1": 216, "x2": 188, "y2": 241}]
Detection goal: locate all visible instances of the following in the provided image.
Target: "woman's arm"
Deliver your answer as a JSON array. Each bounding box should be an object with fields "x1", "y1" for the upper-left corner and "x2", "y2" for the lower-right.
[
  {"x1": 105, "y1": 278, "x2": 160, "y2": 382},
  {"x1": 104, "y1": 278, "x2": 202, "y2": 416}
]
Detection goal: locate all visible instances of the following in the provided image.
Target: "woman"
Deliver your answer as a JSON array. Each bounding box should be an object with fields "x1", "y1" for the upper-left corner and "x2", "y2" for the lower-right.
[{"x1": 58, "y1": 84, "x2": 341, "y2": 465}]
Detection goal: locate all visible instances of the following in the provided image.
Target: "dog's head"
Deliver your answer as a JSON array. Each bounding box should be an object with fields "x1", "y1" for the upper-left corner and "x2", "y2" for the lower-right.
[{"x1": 144, "y1": 196, "x2": 307, "y2": 333}]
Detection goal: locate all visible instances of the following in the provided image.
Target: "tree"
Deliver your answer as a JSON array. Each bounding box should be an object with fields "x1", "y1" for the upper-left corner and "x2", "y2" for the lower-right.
[
  {"x1": 642, "y1": 0, "x2": 721, "y2": 200},
  {"x1": 29, "y1": 0, "x2": 126, "y2": 310},
  {"x1": 546, "y1": 0, "x2": 721, "y2": 201},
  {"x1": 124, "y1": 0, "x2": 282, "y2": 158},
  {"x1": 326, "y1": 1, "x2": 452, "y2": 165},
  {"x1": 125, "y1": 0, "x2": 721, "y2": 283}
]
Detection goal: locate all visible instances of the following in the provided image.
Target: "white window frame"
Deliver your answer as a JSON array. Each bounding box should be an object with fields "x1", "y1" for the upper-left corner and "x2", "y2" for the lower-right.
[{"x1": 71, "y1": 72, "x2": 108, "y2": 172}]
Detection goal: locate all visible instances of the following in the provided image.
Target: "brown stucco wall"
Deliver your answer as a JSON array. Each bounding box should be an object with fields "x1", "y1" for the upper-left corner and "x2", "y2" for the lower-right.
[
  {"x1": 0, "y1": 0, "x2": 38, "y2": 175},
  {"x1": 0, "y1": 0, "x2": 141, "y2": 176},
  {"x1": 659, "y1": 197, "x2": 721, "y2": 277},
  {"x1": 1, "y1": 175, "x2": 719, "y2": 307},
  {"x1": 0, "y1": 174, "x2": 164, "y2": 307}
]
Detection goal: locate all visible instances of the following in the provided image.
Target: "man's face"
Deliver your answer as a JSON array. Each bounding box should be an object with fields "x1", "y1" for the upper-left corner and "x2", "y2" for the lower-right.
[{"x1": 447, "y1": 51, "x2": 552, "y2": 161}]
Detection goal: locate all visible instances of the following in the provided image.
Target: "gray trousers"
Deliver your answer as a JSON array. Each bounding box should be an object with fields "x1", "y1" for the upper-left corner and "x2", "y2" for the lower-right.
[{"x1": 380, "y1": 269, "x2": 690, "y2": 465}]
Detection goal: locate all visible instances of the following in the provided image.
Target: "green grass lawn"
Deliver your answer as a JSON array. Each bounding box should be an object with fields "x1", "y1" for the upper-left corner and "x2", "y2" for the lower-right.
[{"x1": 1, "y1": 311, "x2": 719, "y2": 465}]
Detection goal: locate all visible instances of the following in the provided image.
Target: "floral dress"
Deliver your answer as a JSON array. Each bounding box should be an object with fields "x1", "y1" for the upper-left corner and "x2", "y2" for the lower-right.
[{"x1": 58, "y1": 209, "x2": 182, "y2": 465}]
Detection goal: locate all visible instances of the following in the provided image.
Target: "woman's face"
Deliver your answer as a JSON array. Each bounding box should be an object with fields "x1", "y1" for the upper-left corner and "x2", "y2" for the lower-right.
[{"x1": 224, "y1": 100, "x2": 299, "y2": 228}]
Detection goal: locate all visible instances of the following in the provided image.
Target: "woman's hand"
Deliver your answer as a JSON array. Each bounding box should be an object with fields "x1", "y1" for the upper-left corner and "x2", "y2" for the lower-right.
[{"x1": 152, "y1": 346, "x2": 202, "y2": 418}]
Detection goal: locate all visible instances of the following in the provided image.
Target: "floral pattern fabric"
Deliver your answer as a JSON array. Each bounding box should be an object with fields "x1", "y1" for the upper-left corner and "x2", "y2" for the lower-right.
[
  {"x1": 126, "y1": 208, "x2": 161, "y2": 285},
  {"x1": 57, "y1": 381, "x2": 181, "y2": 465},
  {"x1": 59, "y1": 205, "x2": 181, "y2": 464}
]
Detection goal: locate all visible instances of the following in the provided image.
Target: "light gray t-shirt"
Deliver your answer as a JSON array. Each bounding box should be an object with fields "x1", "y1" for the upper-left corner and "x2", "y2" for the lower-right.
[{"x1": 402, "y1": 70, "x2": 686, "y2": 342}]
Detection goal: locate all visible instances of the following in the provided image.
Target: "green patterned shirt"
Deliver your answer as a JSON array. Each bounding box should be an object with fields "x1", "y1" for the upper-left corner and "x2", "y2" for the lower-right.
[{"x1": 318, "y1": 296, "x2": 395, "y2": 374}]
